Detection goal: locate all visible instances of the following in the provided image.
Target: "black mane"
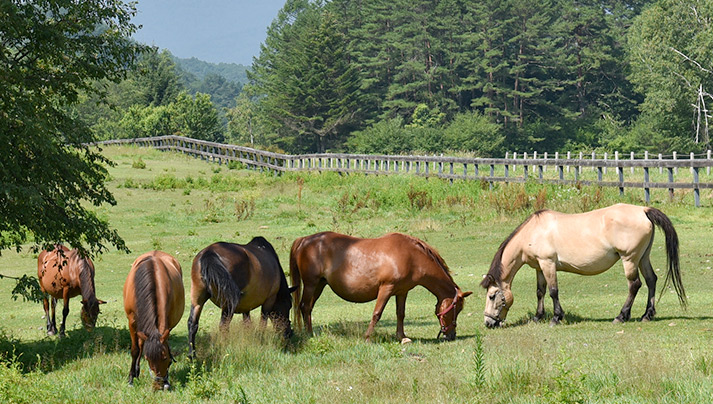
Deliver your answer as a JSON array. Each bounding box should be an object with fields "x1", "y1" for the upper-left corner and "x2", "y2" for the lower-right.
[{"x1": 480, "y1": 210, "x2": 547, "y2": 288}]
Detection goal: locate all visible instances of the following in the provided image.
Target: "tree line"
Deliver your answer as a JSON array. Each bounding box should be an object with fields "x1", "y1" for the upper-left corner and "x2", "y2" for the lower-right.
[{"x1": 75, "y1": 0, "x2": 713, "y2": 158}]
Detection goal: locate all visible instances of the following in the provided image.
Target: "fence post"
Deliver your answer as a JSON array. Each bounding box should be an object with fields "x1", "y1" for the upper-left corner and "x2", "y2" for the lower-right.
[
  {"x1": 489, "y1": 164, "x2": 494, "y2": 190},
  {"x1": 694, "y1": 166, "x2": 701, "y2": 207},
  {"x1": 566, "y1": 151, "x2": 571, "y2": 172},
  {"x1": 644, "y1": 166, "x2": 650, "y2": 204},
  {"x1": 604, "y1": 152, "x2": 608, "y2": 174},
  {"x1": 615, "y1": 151, "x2": 623, "y2": 196},
  {"x1": 512, "y1": 152, "x2": 517, "y2": 172},
  {"x1": 543, "y1": 152, "x2": 548, "y2": 172},
  {"x1": 708, "y1": 150, "x2": 711, "y2": 175},
  {"x1": 673, "y1": 151, "x2": 677, "y2": 174},
  {"x1": 659, "y1": 153, "x2": 663, "y2": 174},
  {"x1": 691, "y1": 152, "x2": 695, "y2": 175},
  {"x1": 630, "y1": 151, "x2": 635, "y2": 174},
  {"x1": 668, "y1": 167, "x2": 674, "y2": 200}
]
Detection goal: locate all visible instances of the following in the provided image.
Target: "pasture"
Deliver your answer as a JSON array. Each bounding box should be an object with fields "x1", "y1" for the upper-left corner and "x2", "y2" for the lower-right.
[{"x1": 0, "y1": 145, "x2": 712, "y2": 403}]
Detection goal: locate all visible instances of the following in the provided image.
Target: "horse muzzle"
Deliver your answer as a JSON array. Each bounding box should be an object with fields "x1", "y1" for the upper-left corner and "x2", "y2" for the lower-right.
[
  {"x1": 153, "y1": 376, "x2": 170, "y2": 391},
  {"x1": 484, "y1": 315, "x2": 502, "y2": 328}
]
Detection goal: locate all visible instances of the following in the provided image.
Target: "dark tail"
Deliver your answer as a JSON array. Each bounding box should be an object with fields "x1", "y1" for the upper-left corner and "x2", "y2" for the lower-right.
[
  {"x1": 646, "y1": 207, "x2": 686, "y2": 308},
  {"x1": 289, "y1": 237, "x2": 304, "y2": 330},
  {"x1": 199, "y1": 249, "x2": 240, "y2": 312}
]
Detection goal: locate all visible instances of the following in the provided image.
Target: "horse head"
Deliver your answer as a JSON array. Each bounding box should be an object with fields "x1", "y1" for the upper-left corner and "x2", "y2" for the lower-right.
[
  {"x1": 480, "y1": 274, "x2": 512, "y2": 328},
  {"x1": 138, "y1": 330, "x2": 174, "y2": 391},
  {"x1": 80, "y1": 298, "x2": 106, "y2": 331},
  {"x1": 272, "y1": 285, "x2": 298, "y2": 339},
  {"x1": 436, "y1": 289, "x2": 473, "y2": 341}
]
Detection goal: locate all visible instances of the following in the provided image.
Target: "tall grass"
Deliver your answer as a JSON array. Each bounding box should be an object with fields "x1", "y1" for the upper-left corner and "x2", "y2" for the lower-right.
[{"x1": 0, "y1": 145, "x2": 711, "y2": 403}]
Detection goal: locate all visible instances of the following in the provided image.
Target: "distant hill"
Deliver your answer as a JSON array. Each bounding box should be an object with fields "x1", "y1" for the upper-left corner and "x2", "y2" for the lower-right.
[{"x1": 174, "y1": 56, "x2": 249, "y2": 85}]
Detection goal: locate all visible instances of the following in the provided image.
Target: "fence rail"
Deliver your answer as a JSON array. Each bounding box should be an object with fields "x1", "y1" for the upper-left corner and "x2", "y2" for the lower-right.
[{"x1": 96, "y1": 135, "x2": 713, "y2": 207}]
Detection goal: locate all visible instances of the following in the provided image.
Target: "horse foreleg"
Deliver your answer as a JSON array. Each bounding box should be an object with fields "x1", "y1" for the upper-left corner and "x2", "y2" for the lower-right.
[
  {"x1": 395, "y1": 294, "x2": 408, "y2": 340},
  {"x1": 187, "y1": 303, "x2": 204, "y2": 359},
  {"x1": 42, "y1": 297, "x2": 57, "y2": 335},
  {"x1": 614, "y1": 259, "x2": 642, "y2": 324},
  {"x1": 638, "y1": 254, "x2": 657, "y2": 322},
  {"x1": 364, "y1": 285, "x2": 394, "y2": 342},
  {"x1": 533, "y1": 270, "x2": 547, "y2": 322},
  {"x1": 128, "y1": 321, "x2": 140, "y2": 385},
  {"x1": 59, "y1": 291, "x2": 70, "y2": 337}
]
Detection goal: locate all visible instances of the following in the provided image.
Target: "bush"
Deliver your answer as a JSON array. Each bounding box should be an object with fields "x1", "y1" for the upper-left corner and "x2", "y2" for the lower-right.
[{"x1": 442, "y1": 111, "x2": 504, "y2": 156}]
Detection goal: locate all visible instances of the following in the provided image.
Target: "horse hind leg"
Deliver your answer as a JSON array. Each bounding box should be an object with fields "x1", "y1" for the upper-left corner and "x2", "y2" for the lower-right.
[
  {"x1": 187, "y1": 303, "x2": 205, "y2": 359},
  {"x1": 638, "y1": 254, "x2": 657, "y2": 321},
  {"x1": 614, "y1": 259, "x2": 642, "y2": 324},
  {"x1": 533, "y1": 270, "x2": 547, "y2": 322},
  {"x1": 300, "y1": 279, "x2": 327, "y2": 336}
]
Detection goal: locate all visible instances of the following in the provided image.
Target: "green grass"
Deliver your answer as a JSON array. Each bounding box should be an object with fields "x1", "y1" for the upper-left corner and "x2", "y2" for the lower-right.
[{"x1": 1, "y1": 145, "x2": 713, "y2": 403}]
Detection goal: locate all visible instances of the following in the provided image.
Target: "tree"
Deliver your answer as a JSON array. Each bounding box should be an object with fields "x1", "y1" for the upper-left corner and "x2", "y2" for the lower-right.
[
  {"x1": 250, "y1": 0, "x2": 364, "y2": 152},
  {"x1": 170, "y1": 92, "x2": 224, "y2": 142},
  {"x1": 0, "y1": 0, "x2": 144, "y2": 259},
  {"x1": 627, "y1": 0, "x2": 713, "y2": 150}
]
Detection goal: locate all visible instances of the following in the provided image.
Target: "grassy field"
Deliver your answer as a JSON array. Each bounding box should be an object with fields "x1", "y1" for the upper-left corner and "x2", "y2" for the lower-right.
[{"x1": 1, "y1": 145, "x2": 713, "y2": 403}]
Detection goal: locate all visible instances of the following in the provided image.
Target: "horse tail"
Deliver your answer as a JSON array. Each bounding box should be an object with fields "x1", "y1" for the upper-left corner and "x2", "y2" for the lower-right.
[
  {"x1": 645, "y1": 207, "x2": 686, "y2": 308},
  {"x1": 199, "y1": 249, "x2": 241, "y2": 312},
  {"x1": 289, "y1": 237, "x2": 305, "y2": 330},
  {"x1": 133, "y1": 258, "x2": 163, "y2": 363}
]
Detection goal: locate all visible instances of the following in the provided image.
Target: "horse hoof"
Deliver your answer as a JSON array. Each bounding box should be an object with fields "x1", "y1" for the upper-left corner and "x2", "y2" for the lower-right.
[
  {"x1": 640, "y1": 316, "x2": 652, "y2": 322},
  {"x1": 47, "y1": 330, "x2": 56, "y2": 336},
  {"x1": 612, "y1": 318, "x2": 623, "y2": 324},
  {"x1": 401, "y1": 337, "x2": 412, "y2": 344}
]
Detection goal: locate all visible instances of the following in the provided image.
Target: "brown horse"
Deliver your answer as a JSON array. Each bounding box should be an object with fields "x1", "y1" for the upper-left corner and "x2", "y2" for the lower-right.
[
  {"x1": 123, "y1": 251, "x2": 184, "y2": 390},
  {"x1": 37, "y1": 245, "x2": 106, "y2": 337},
  {"x1": 188, "y1": 237, "x2": 296, "y2": 358},
  {"x1": 481, "y1": 203, "x2": 686, "y2": 328},
  {"x1": 290, "y1": 231, "x2": 472, "y2": 341}
]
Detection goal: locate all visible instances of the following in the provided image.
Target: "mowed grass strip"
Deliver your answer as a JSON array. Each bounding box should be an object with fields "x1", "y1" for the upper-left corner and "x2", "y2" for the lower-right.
[{"x1": 0, "y1": 145, "x2": 712, "y2": 403}]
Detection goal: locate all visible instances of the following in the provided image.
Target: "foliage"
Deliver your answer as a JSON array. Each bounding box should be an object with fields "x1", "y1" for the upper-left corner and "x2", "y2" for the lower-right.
[
  {"x1": 0, "y1": 0, "x2": 141, "y2": 256},
  {"x1": 442, "y1": 111, "x2": 505, "y2": 156}
]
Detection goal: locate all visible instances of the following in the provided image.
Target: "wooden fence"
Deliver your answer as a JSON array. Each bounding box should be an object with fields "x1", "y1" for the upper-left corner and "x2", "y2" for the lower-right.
[{"x1": 97, "y1": 135, "x2": 713, "y2": 207}]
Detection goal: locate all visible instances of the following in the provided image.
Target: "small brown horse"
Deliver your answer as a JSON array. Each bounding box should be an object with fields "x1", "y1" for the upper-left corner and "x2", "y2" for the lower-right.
[
  {"x1": 37, "y1": 245, "x2": 106, "y2": 337},
  {"x1": 481, "y1": 203, "x2": 686, "y2": 328},
  {"x1": 188, "y1": 237, "x2": 296, "y2": 358},
  {"x1": 290, "y1": 232, "x2": 472, "y2": 341},
  {"x1": 123, "y1": 251, "x2": 184, "y2": 390}
]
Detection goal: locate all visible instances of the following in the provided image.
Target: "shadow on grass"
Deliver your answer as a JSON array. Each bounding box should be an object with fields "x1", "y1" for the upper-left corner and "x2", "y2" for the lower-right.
[
  {"x1": 499, "y1": 311, "x2": 713, "y2": 328},
  {"x1": 0, "y1": 326, "x2": 131, "y2": 373}
]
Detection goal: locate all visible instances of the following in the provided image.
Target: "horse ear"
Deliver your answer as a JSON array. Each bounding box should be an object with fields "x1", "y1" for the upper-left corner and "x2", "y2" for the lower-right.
[
  {"x1": 479, "y1": 274, "x2": 494, "y2": 289},
  {"x1": 288, "y1": 286, "x2": 298, "y2": 293},
  {"x1": 461, "y1": 291, "x2": 473, "y2": 298},
  {"x1": 160, "y1": 329, "x2": 170, "y2": 343},
  {"x1": 137, "y1": 331, "x2": 148, "y2": 341}
]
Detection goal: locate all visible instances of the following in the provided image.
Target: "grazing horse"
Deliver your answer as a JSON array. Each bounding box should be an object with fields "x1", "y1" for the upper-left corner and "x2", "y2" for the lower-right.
[
  {"x1": 37, "y1": 245, "x2": 106, "y2": 337},
  {"x1": 123, "y1": 251, "x2": 184, "y2": 390},
  {"x1": 188, "y1": 237, "x2": 296, "y2": 358},
  {"x1": 290, "y1": 231, "x2": 472, "y2": 341},
  {"x1": 480, "y1": 203, "x2": 686, "y2": 328}
]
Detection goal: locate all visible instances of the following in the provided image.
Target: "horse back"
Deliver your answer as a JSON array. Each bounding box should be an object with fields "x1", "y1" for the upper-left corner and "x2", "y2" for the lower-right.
[
  {"x1": 37, "y1": 245, "x2": 89, "y2": 298},
  {"x1": 125, "y1": 251, "x2": 184, "y2": 331}
]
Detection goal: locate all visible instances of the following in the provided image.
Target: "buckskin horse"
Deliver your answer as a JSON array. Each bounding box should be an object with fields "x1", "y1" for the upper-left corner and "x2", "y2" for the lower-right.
[
  {"x1": 123, "y1": 251, "x2": 184, "y2": 390},
  {"x1": 290, "y1": 231, "x2": 472, "y2": 341},
  {"x1": 37, "y1": 245, "x2": 106, "y2": 337},
  {"x1": 187, "y1": 237, "x2": 296, "y2": 358},
  {"x1": 480, "y1": 203, "x2": 686, "y2": 328}
]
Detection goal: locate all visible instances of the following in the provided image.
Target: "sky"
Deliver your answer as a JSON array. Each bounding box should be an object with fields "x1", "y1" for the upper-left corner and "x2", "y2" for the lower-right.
[{"x1": 131, "y1": 0, "x2": 286, "y2": 66}]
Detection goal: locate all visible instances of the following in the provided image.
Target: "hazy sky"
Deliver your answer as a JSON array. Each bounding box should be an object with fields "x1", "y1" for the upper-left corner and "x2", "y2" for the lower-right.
[{"x1": 131, "y1": 0, "x2": 285, "y2": 65}]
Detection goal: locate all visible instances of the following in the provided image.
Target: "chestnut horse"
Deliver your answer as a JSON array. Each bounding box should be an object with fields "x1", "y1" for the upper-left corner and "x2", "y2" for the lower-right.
[
  {"x1": 188, "y1": 237, "x2": 296, "y2": 358},
  {"x1": 290, "y1": 232, "x2": 472, "y2": 341},
  {"x1": 481, "y1": 203, "x2": 686, "y2": 328},
  {"x1": 123, "y1": 251, "x2": 184, "y2": 390},
  {"x1": 37, "y1": 245, "x2": 106, "y2": 337}
]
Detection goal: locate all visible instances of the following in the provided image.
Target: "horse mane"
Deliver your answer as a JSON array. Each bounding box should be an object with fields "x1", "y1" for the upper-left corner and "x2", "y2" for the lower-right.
[
  {"x1": 249, "y1": 237, "x2": 291, "y2": 300},
  {"x1": 405, "y1": 234, "x2": 454, "y2": 283},
  {"x1": 133, "y1": 256, "x2": 163, "y2": 363},
  {"x1": 77, "y1": 255, "x2": 96, "y2": 302},
  {"x1": 480, "y1": 210, "x2": 547, "y2": 288}
]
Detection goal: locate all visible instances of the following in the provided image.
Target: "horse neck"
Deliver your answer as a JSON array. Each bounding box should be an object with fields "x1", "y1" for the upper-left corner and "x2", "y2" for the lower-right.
[
  {"x1": 421, "y1": 269, "x2": 458, "y2": 302},
  {"x1": 78, "y1": 259, "x2": 97, "y2": 303},
  {"x1": 498, "y1": 237, "x2": 525, "y2": 289}
]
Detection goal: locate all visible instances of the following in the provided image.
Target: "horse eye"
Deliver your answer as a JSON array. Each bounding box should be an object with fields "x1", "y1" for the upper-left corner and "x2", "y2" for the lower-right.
[{"x1": 489, "y1": 294, "x2": 495, "y2": 300}]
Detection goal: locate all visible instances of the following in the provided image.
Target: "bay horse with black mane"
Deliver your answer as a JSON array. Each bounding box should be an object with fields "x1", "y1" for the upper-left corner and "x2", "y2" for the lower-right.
[
  {"x1": 188, "y1": 237, "x2": 296, "y2": 358},
  {"x1": 37, "y1": 245, "x2": 106, "y2": 337},
  {"x1": 123, "y1": 251, "x2": 184, "y2": 390},
  {"x1": 481, "y1": 203, "x2": 686, "y2": 328},
  {"x1": 290, "y1": 231, "x2": 472, "y2": 341}
]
